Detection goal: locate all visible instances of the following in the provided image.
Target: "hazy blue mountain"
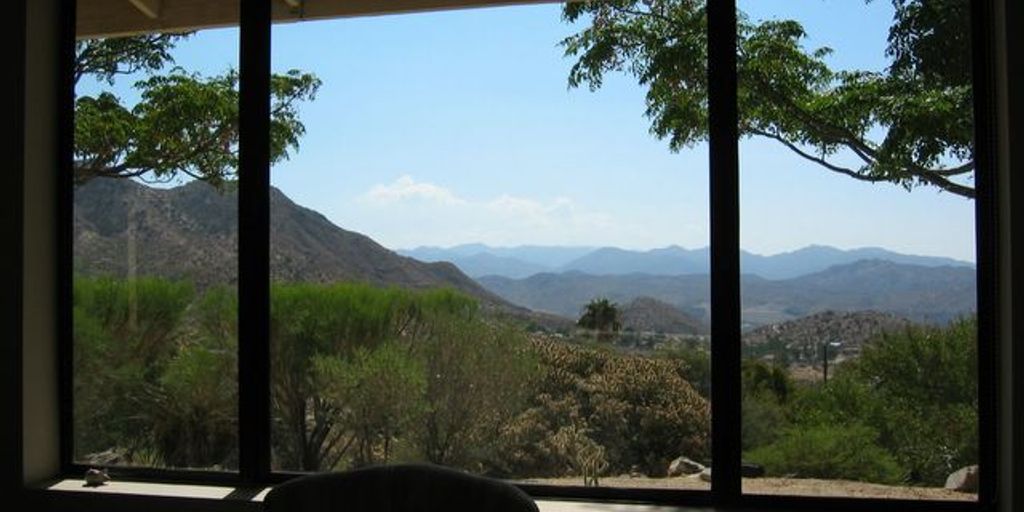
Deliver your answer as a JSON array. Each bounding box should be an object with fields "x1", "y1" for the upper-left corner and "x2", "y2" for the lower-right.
[
  {"x1": 399, "y1": 244, "x2": 596, "y2": 269},
  {"x1": 558, "y1": 245, "x2": 709, "y2": 275},
  {"x1": 561, "y1": 244, "x2": 972, "y2": 279},
  {"x1": 477, "y1": 260, "x2": 975, "y2": 328},
  {"x1": 739, "y1": 244, "x2": 973, "y2": 279},
  {"x1": 432, "y1": 252, "x2": 550, "y2": 279},
  {"x1": 401, "y1": 243, "x2": 972, "y2": 280}
]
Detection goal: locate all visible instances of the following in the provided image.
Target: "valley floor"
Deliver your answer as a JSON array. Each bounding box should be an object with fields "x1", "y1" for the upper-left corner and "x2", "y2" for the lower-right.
[{"x1": 520, "y1": 475, "x2": 976, "y2": 501}]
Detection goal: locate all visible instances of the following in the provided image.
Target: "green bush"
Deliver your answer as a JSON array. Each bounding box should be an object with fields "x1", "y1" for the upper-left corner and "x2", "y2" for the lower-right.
[{"x1": 746, "y1": 423, "x2": 906, "y2": 484}]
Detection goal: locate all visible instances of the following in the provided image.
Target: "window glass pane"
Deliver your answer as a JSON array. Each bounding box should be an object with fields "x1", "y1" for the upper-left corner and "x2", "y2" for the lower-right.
[
  {"x1": 737, "y1": 0, "x2": 977, "y2": 500},
  {"x1": 72, "y1": 1, "x2": 240, "y2": 471},
  {"x1": 269, "y1": 3, "x2": 712, "y2": 490}
]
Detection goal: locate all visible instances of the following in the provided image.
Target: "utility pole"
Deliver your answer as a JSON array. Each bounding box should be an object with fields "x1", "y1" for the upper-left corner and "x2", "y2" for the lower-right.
[{"x1": 823, "y1": 341, "x2": 842, "y2": 384}]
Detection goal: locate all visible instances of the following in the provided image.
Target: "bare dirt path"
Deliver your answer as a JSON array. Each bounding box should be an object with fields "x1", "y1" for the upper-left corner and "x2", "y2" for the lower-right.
[{"x1": 521, "y1": 475, "x2": 976, "y2": 501}]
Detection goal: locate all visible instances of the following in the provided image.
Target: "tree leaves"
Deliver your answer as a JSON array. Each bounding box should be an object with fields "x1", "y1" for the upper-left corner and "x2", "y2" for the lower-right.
[
  {"x1": 563, "y1": 0, "x2": 975, "y2": 198},
  {"x1": 75, "y1": 36, "x2": 321, "y2": 188}
]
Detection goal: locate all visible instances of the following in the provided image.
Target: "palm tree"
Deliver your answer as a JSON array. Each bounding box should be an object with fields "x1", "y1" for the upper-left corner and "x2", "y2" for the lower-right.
[{"x1": 577, "y1": 298, "x2": 622, "y2": 343}]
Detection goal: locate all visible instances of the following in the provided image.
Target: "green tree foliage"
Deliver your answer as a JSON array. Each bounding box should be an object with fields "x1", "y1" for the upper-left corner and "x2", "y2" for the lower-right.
[
  {"x1": 743, "y1": 359, "x2": 793, "y2": 404},
  {"x1": 577, "y1": 298, "x2": 622, "y2": 343},
  {"x1": 741, "y1": 359, "x2": 793, "y2": 451},
  {"x1": 562, "y1": 0, "x2": 974, "y2": 198},
  {"x1": 842, "y1": 319, "x2": 978, "y2": 484},
  {"x1": 74, "y1": 35, "x2": 320, "y2": 188},
  {"x1": 268, "y1": 282, "x2": 531, "y2": 472},
  {"x1": 744, "y1": 318, "x2": 978, "y2": 485}
]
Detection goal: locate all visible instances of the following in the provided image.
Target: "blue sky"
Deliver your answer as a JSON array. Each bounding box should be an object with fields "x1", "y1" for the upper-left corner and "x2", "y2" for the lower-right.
[{"x1": 85, "y1": 1, "x2": 977, "y2": 262}]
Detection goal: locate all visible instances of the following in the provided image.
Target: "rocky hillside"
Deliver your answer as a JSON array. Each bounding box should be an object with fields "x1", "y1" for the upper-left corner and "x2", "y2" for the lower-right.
[
  {"x1": 742, "y1": 310, "x2": 916, "y2": 362},
  {"x1": 620, "y1": 296, "x2": 707, "y2": 335},
  {"x1": 73, "y1": 179, "x2": 519, "y2": 314}
]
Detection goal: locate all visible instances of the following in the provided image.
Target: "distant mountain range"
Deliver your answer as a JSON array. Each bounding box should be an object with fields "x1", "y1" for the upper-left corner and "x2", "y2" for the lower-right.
[
  {"x1": 399, "y1": 244, "x2": 973, "y2": 280},
  {"x1": 75, "y1": 180, "x2": 977, "y2": 332},
  {"x1": 477, "y1": 259, "x2": 976, "y2": 328}
]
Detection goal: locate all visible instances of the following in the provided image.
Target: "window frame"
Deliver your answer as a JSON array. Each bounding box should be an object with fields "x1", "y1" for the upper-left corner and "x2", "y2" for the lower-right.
[{"x1": 55, "y1": 1, "x2": 1002, "y2": 510}]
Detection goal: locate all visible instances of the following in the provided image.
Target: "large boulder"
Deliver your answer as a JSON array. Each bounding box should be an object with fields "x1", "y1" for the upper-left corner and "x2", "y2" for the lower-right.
[
  {"x1": 945, "y1": 465, "x2": 979, "y2": 493},
  {"x1": 699, "y1": 467, "x2": 712, "y2": 482},
  {"x1": 81, "y1": 448, "x2": 128, "y2": 466},
  {"x1": 668, "y1": 456, "x2": 706, "y2": 477}
]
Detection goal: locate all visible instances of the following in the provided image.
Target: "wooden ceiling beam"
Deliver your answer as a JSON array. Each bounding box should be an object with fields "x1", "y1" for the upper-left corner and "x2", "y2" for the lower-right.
[
  {"x1": 77, "y1": 0, "x2": 553, "y2": 39},
  {"x1": 127, "y1": 0, "x2": 161, "y2": 19}
]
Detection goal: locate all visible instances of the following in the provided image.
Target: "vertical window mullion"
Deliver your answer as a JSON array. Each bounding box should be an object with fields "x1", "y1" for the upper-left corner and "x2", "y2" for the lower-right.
[
  {"x1": 969, "y1": 0, "x2": 999, "y2": 507},
  {"x1": 3, "y1": 0, "x2": 27, "y2": 489},
  {"x1": 58, "y1": 0, "x2": 77, "y2": 475},
  {"x1": 707, "y1": 0, "x2": 741, "y2": 505},
  {"x1": 239, "y1": 0, "x2": 273, "y2": 484}
]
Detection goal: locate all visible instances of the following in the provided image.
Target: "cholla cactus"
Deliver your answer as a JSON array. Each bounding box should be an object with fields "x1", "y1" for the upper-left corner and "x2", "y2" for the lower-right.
[{"x1": 550, "y1": 424, "x2": 608, "y2": 486}]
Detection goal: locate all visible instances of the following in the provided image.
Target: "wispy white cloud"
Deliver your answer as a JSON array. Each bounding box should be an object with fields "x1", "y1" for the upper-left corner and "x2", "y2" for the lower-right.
[
  {"x1": 363, "y1": 174, "x2": 466, "y2": 205},
  {"x1": 352, "y1": 175, "x2": 647, "y2": 248}
]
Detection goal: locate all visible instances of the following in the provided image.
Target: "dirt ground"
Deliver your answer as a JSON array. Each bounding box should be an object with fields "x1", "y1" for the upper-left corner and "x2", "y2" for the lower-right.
[{"x1": 520, "y1": 475, "x2": 976, "y2": 501}]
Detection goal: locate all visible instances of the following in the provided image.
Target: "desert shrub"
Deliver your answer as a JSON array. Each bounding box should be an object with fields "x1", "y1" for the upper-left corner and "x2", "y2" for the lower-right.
[
  {"x1": 155, "y1": 342, "x2": 237, "y2": 467},
  {"x1": 411, "y1": 316, "x2": 539, "y2": 470},
  {"x1": 746, "y1": 423, "x2": 906, "y2": 484},
  {"x1": 774, "y1": 318, "x2": 978, "y2": 485},
  {"x1": 314, "y1": 341, "x2": 427, "y2": 467},
  {"x1": 659, "y1": 344, "x2": 711, "y2": 398},
  {"x1": 742, "y1": 393, "x2": 789, "y2": 452},
  {"x1": 843, "y1": 318, "x2": 978, "y2": 484},
  {"x1": 152, "y1": 286, "x2": 238, "y2": 468},
  {"x1": 73, "y1": 276, "x2": 194, "y2": 461},
  {"x1": 498, "y1": 339, "x2": 710, "y2": 477},
  {"x1": 269, "y1": 282, "x2": 445, "y2": 470},
  {"x1": 743, "y1": 359, "x2": 793, "y2": 404},
  {"x1": 269, "y1": 282, "x2": 522, "y2": 472}
]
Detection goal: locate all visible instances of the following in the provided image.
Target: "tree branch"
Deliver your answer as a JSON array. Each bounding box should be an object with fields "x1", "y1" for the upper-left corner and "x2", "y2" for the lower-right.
[{"x1": 746, "y1": 74, "x2": 975, "y2": 198}]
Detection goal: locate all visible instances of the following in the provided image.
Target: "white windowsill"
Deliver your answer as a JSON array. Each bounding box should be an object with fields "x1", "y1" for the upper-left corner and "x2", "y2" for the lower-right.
[{"x1": 44, "y1": 479, "x2": 697, "y2": 511}]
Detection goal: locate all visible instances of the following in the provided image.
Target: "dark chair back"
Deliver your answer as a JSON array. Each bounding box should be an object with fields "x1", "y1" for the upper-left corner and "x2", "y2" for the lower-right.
[{"x1": 263, "y1": 464, "x2": 539, "y2": 512}]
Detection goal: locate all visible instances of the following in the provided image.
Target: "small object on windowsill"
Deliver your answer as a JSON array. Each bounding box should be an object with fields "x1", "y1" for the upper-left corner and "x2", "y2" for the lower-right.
[{"x1": 83, "y1": 468, "x2": 110, "y2": 487}]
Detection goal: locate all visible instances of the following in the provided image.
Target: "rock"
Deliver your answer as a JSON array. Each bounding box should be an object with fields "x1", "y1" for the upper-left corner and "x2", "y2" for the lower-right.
[
  {"x1": 699, "y1": 467, "x2": 712, "y2": 482},
  {"x1": 668, "y1": 456, "x2": 705, "y2": 477},
  {"x1": 945, "y1": 465, "x2": 979, "y2": 493},
  {"x1": 83, "y1": 468, "x2": 110, "y2": 487},
  {"x1": 742, "y1": 462, "x2": 766, "y2": 478}
]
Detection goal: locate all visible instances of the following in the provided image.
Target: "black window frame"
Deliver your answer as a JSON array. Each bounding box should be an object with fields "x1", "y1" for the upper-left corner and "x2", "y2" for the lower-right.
[{"x1": 56, "y1": 1, "x2": 1002, "y2": 510}]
